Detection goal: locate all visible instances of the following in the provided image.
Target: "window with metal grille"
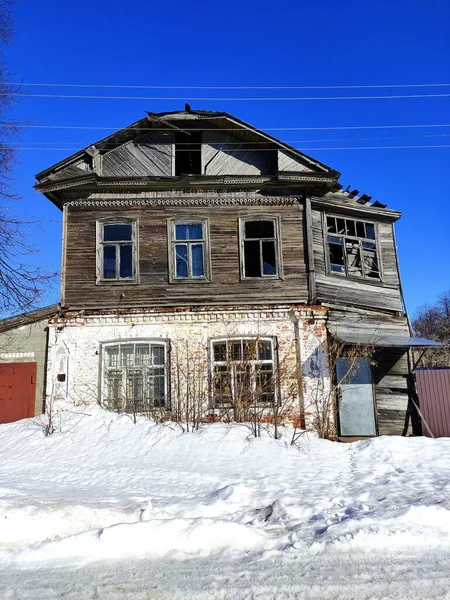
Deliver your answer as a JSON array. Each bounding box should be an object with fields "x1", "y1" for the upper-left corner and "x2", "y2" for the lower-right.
[
  {"x1": 326, "y1": 215, "x2": 380, "y2": 279},
  {"x1": 211, "y1": 338, "x2": 275, "y2": 407},
  {"x1": 97, "y1": 221, "x2": 137, "y2": 282},
  {"x1": 240, "y1": 218, "x2": 280, "y2": 279},
  {"x1": 169, "y1": 220, "x2": 209, "y2": 281},
  {"x1": 103, "y1": 341, "x2": 168, "y2": 412}
]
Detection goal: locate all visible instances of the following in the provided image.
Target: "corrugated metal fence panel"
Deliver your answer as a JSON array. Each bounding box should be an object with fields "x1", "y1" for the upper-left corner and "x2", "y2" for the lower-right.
[{"x1": 416, "y1": 368, "x2": 450, "y2": 438}]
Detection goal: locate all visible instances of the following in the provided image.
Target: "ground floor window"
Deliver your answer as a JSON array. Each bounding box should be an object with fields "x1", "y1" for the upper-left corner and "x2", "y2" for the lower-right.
[
  {"x1": 103, "y1": 341, "x2": 168, "y2": 412},
  {"x1": 211, "y1": 338, "x2": 276, "y2": 407}
]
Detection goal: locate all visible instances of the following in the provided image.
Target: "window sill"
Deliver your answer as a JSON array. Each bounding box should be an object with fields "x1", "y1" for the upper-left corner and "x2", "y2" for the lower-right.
[
  {"x1": 96, "y1": 279, "x2": 139, "y2": 286},
  {"x1": 240, "y1": 275, "x2": 282, "y2": 282},
  {"x1": 169, "y1": 278, "x2": 211, "y2": 284}
]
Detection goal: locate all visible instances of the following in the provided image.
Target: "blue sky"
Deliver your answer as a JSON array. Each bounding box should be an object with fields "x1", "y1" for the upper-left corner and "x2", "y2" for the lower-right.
[{"x1": 4, "y1": 0, "x2": 450, "y2": 316}]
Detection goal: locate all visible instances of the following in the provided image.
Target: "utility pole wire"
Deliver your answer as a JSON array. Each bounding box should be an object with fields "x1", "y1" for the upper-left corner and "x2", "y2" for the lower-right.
[
  {"x1": 3, "y1": 92, "x2": 450, "y2": 101},
  {"x1": 5, "y1": 82, "x2": 450, "y2": 90}
]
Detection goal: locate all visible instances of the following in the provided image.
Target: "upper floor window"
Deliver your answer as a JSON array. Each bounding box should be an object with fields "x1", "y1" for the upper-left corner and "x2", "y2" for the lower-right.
[
  {"x1": 97, "y1": 221, "x2": 137, "y2": 283},
  {"x1": 326, "y1": 215, "x2": 380, "y2": 280},
  {"x1": 240, "y1": 218, "x2": 280, "y2": 279},
  {"x1": 103, "y1": 341, "x2": 168, "y2": 413},
  {"x1": 169, "y1": 220, "x2": 210, "y2": 281},
  {"x1": 211, "y1": 338, "x2": 276, "y2": 408},
  {"x1": 175, "y1": 131, "x2": 202, "y2": 175}
]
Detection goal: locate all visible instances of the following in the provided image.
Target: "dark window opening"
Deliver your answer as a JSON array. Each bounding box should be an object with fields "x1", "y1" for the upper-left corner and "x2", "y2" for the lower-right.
[
  {"x1": 242, "y1": 219, "x2": 279, "y2": 278},
  {"x1": 175, "y1": 132, "x2": 202, "y2": 175}
]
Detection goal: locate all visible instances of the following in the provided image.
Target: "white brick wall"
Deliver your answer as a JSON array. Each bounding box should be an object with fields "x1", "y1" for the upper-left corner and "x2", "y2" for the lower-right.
[{"x1": 46, "y1": 306, "x2": 331, "y2": 429}]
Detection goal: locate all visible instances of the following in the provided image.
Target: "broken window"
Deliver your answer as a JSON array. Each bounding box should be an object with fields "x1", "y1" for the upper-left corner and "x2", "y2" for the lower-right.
[
  {"x1": 211, "y1": 338, "x2": 275, "y2": 407},
  {"x1": 103, "y1": 341, "x2": 168, "y2": 412},
  {"x1": 98, "y1": 221, "x2": 137, "y2": 282},
  {"x1": 240, "y1": 218, "x2": 280, "y2": 278},
  {"x1": 175, "y1": 131, "x2": 202, "y2": 175},
  {"x1": 326, "y1": 215, "x2": 380, "y2": 279},
  {"x1": 169, "y1": 220, "x2": 209, "y2": 281}
]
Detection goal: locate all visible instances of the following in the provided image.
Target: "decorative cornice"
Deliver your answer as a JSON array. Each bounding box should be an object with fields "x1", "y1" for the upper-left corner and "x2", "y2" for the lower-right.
[
  {"x1": 66, "y1": 195, "x2": 300, "y2": 207},
  {"x1": 52, "y1": 305, "x2": 328, "y2": 327}
]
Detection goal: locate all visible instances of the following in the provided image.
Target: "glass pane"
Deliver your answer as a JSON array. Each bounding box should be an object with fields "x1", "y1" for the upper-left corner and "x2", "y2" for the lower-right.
[
  {"x1": 346, "y1": 219, "x2": 356, "y2": 237},
  {"x1": 231, "y1": 341, "x2": 242, "y2": 361},
  {"x1": 135, "y1": 344, "x2": 150, "y2": 365},
  {"x1": 256, "y1": 364, "x2": 274, "y2": 399},
  {"x1": 175, "y1": 223, "x2": 203, "y2": 240},
  {"x1": 336, "y1": 218, "x2": 346, "y2": 234},
  {"x1": 362, "y1": 241, "x2": 376, "y2": 251},
  {"x1": 121, "y1": 344, "x2": 134, "y2": 367},
  {"x1": 328, "y1": 235, "x2": 342, "y2": 245},
  {"x1": 106, "y1": 346, "x2": 119, "y2": 368},
  {"x1": 191, "y1": 244, "x2": 205, "y2": 277},
  {"x1": 329, "y1": 242, "x2": 344, "y2": 270},
  {"x1": 235, "y1": 365, "x2": 251, "y2": 400},
  {"x1": 356, "y1": 221, "x2": 366, "y2": 238},
  {"x1": 103, "y1": 245, "x2": 116, "y2": 279},
  {"x1": 214, "y1": 366, "x2": 231, "y2": 404},
  {"x1": 119, "y1": 245, "x2": 133, "y2": 278},
  {"x1": 245, "y1": 220, "x2": 274, "y2": 239},
  {"x1": 346, "y1": 241, "x2": 363, "y2": 277},
  {"x1": 243, "y1": 340, "x2": 257, "y2": 361},
  {"x1": 175, "y1": 224, "x2": 188, "y2": 240},
  {"x1": 151, "y1": 375, "x2": 166, "y2": 407},
  {"x1": 175, "y1": 244, "x2": 188, "y2": 277},
  {"x1": 107, "y1": 370, "x2": 122, "y2": 406},
  {"x1": 262, "y1": 241, "x2": 277, "y2": 275},
  {"x1": 151, "y1": 345, "x2": 165, "y2": 366},
  {"x1": 103, "y1": 224, "x2": 132, "y2": 242},
  {"x1": 244, "y1": 240, "x2": 261, "y2": 277},
  {"x1": 331, "y1": 264, "x2": 345, "y2": 273},
  {"x1": 213, "y1": 342, "x2": 226, "y2": 362},
  {"x1": 258, "y1": 341, "x2": 272, "y2": 361},
  {"x1": 366, "y1": 224, "x2": 375, "y2": 240},
  {"x1": 326, "y1": 216, "x2": 337, "y2": 233}
]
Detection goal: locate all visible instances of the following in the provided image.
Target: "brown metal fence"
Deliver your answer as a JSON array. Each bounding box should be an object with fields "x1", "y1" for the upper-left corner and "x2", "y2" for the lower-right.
[{"x1": 415, "y1": 368, "x2": 450, "y2": 438}]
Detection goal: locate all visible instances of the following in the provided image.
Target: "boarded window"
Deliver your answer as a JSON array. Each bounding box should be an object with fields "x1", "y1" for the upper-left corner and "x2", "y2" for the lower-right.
[{"x1": 326, "y1": 215, "x2": 380, "y2": 279}]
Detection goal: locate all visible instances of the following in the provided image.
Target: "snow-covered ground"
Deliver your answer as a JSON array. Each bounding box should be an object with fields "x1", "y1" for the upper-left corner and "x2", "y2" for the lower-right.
[{"x1": 0, "y1": 406, "x2": 449, "y2": 599}]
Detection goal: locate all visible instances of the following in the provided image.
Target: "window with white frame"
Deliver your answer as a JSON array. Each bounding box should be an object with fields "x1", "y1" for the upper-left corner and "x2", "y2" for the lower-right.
[
  {"x1": 169, "y1": 220, "x2": 209, "y2": 281},
  {"x1": 103, "y1": 341, "x2": 168, "y2": 412},
  {"x1": 326, "y1": 215, "x2": 380, "y2": 279},
  {"x1": 211, "y1": 338, "x2": 275, "y2": 407},
  {"x1": 240, "y1": 218, "x2": 280, "y2": 278},
  {"x1": 97, "y1": 221, "x2": 137, "y2": 282}
]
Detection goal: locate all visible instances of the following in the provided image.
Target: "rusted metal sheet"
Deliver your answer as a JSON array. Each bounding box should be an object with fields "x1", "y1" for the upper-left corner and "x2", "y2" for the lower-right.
[
  {"x1": 0, "y1": 362, "x2": 37, "y2": 424},
  {"x1": 416, "y1": 368, "x2": 450, "y2": 438}
]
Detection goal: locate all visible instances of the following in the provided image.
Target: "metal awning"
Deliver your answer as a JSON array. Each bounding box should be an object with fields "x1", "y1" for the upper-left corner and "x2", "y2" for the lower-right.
[{"x1": 332, "y1": 333, "x2": 445, "y2": 348}]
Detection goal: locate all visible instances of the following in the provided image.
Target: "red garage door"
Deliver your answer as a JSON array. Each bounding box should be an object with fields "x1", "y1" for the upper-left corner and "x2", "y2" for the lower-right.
[{"x1": 0, "y1": 363, "x2": 36, "y2": 424}]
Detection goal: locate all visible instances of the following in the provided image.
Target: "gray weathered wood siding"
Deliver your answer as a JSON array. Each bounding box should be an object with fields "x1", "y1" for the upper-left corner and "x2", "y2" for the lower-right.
[
  {"x1": 278, "y1": 150, "x2": 313, "y2": 173},
  {"x1": 102, "y1": 131, "x2": 174, "y2": 177},
  {"x1": 328, "y1": 308, "x2": 410, "y2": 436},
  {"x1": 311, "y1": 208, "x2": 403, "y2": 312},
  {"x1": 202, "y1": 131, "x2": 276, "y2": 176},
  {"x1": 63, "y1": 200, "x2": 308, "y2": 309}
]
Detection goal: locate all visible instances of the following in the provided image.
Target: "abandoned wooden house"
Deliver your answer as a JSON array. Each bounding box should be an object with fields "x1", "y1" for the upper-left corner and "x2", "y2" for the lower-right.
[{"x1": 33, "y1": 108, "x2": 441, "y2": 437}]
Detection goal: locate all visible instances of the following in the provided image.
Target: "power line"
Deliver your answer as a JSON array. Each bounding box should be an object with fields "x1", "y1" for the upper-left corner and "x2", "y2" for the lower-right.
[
  {"x1": 7, "y1": 145, "x2": 450, "y2": 151},
  {"x1": 11, "y1": 133, "x2": 450, "y2": 146},
  {"x1": 7, "y1": 123, "x2": 450, "y2": 132},
  {"x1": 3, "y1": 92, "x2": 450, "y2": 101},
  {"x1": 5, "y1": 82, "x2": 450, "y2": 90}
]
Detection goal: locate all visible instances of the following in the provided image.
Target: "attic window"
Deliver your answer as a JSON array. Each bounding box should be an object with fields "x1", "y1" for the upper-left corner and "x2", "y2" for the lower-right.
[
  {"x1": 326, "y1": 215, "x2": 380, "y2": 280},
  {"x1": 175, "y1": 132, "x2": 202, "y2": 175}
]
